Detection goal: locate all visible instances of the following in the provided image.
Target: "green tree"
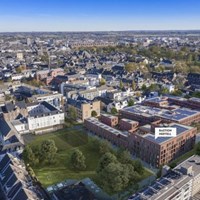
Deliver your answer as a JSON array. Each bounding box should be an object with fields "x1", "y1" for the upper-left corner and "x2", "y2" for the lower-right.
[
  {"x1": 99, "y1": 78, "x2": 106, "y2": 86},
  {"x1": 99, "y1": 140, "x2": 112, "y2": 155},
  {"x1": 132, "y1": 160, "x2": 144, "y2": 175},
  {"x1": 117, "y1": 149, "x2": 132, "y2": 164},
  {"x1": 160, "y1": 87, "x2": 169, "y2": 95},
  {"x1": 23, "y1": 145, "x2": 38, "y2": 166},
  {"x1": 172, "y1": 90, "x2": 183, "y2": 96},
  {"x1": 131, "y1": 81, "x2": 136, "y2": 91},
  {"x1": 111, "y1": 107, "x2": 118, "y2": 115},
  {"x1": 119, "y1": 80, "x2": 124, "y2": 89},
  {"x1": 40, "y1": 139, "x2": 57, "y2": 164},
  {"x1": 98, "y1": 162, "x2": 130, "y2": 193},
  {"x1": 91, "y1": 110, "x2": 97, "y2": 117},
  {"x1": 70, "y1": 149, "x2": 86, "y2": 170},
  {"x1": 141, "y1": 84, "x2": 147, "y2": 92},
  {"x1": 148, "y1": 84, "x2": 160, "y2": 92},
  {"x1": 128, "y1": 99, "x2": 134, "y2": 107},
  {"x1": 68, "y1": 107, "x2": 77, "y2": 120},
  {"x1": 125, "y1": 63, "x2": 137, "y2": 73},
  {"x1": 96, "y1": 152, "x2": 117, "y2": 174}
]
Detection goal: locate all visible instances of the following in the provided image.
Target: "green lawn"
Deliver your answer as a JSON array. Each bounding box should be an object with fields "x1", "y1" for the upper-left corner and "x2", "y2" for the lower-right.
[
  {"x1": 24, "y1": 127, "x2": 153, "y2": 195},
  {"x1": 24, "y1": 128, "x2": 101, "y2": 187}
]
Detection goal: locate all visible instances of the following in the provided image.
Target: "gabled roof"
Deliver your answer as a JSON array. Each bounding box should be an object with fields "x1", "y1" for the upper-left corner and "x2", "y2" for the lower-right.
[{"x1": 0, "y1": 118, "x2": 12, "y2": 137}]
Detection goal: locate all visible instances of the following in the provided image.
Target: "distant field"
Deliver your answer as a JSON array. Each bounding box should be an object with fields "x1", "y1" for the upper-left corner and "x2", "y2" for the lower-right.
[{"x1": 24, "y1": 127, "x2": 102, "y2": 187}]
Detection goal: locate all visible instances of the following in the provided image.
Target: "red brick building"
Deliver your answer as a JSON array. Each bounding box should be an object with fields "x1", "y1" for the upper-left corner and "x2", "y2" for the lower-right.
[
  {"x1": 119, "y1": 118, "x2": 139, "y2": 132},
  {"x1": 129, "y1": 123, "x2": 197, "y2": 167},
  {"x1": 85, "y1": 117, "x2": 129, "y2": 149},
  {"x1": 84, "y1": 116, "x2": 197, "y2": 168},
  {"x1": 100, "y1": 114, "x2": 118, "y2": 127}
]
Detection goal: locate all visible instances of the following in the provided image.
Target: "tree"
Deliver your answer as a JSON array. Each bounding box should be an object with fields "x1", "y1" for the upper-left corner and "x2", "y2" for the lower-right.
[
  {"x1": 111, "y1": 107, "x2": 118, "y2": 115},
  {"x1": 128, "y1": 99, "x2": 134, "y2": 107},
  {"x1": 125, "y1": 63, "x2": 137, "y2": 73},
  {"x1": 141, "y1": 84, "x2": 147, "y2": 92},
  {"x1": 40, "y1": 140, "x2": 57, "y2": 164},
  {"x1": 148, "y1": 84, "x2": 160, "y2": 92},
  {"x1": 98, "y1": 162, "x2": 129, "y2": 193},
  {"x1": 91, "y1": 110, "x2": 97, "y2": 117},
  {"x1": 68, "y1": 107, "x2": 77, "y2": 120},
  {"x1": 117, "y1": 149, "x2": 132, "y2": 164},
  {"x1": 99, "y1": 140, "x2": 112, "y2": 155},
  {"x1": 119, "y1": 80, "x2": 124, "y2": 89},
  {"x1": 132, "y1": 160, "x2": 144, "y2": 175},
  {"x1": 172, "y1": 90, "x2": 183, "y2": 96},
  {"x1": 99, "y1": 78, "x2": 106, "y2": 86},
  {"x1": 131, "y1": 81, "x2": 136, "y2": 91},
  {"x1": 70, "y1": 149, "x2": 86, "y2": 170},
  {"x1": 96, "y1": 152, "x2": 117, "y2": 174},
  {"x1": 90, "y1": 137, "x2": 101, "y2": 151},
  {"x1": 160, "y1": 87, "x2": 169, "y2": 95},
  {"x1": 5, "y1": 94, "x2": 12, "y2": 101},
  {"x1": 23, "y1": 145, "x2": 38, "y2": 166}
]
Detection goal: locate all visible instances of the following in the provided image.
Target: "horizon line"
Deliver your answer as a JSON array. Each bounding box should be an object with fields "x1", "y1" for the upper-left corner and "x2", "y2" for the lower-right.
[{"x1": 1, "y1": 29, "x2": 200, "y2": 33}]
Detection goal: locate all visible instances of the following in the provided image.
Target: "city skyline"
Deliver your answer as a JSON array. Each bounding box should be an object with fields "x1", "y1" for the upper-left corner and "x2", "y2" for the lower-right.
[{"x1": 0, "y1": 0, "x2": 200, "y2": 32}]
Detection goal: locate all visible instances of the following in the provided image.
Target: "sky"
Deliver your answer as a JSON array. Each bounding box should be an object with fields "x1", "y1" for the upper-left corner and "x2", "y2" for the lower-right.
[{"x1": 0, "y1": 0, "x2": 200, "y2": 32}]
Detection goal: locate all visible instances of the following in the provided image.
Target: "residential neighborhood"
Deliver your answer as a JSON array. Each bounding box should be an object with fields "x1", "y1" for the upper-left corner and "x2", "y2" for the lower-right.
[{"x1": 0, "y1": 13, "x2": 200, "y2": 200}]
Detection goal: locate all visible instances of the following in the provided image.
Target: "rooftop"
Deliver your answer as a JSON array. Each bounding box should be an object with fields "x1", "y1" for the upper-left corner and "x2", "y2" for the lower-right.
[
  {"x1": 122, "y1": 105, "x2": 200, "y2": 122},
  {"x1": 141, "y1": 123, "x2": 193, "y2": 144},
  {"x1": 128, "y1": 155, "x2": 200, "y2": 200},
  {"x1": 86, "y1": 117, "x2": 129, "y2": 137}
]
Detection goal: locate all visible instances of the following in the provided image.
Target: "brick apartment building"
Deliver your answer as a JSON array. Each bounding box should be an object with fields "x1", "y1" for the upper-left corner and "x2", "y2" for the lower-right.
[
  {"x1": 36, "y1": 68, "x2": 65, "y2": 85},
  {"x1": 120, "y1": 105, "x2": 200, "y2": 126},
  {"x1": 100, "y1": 114, "x2": 118, "y2": 127},
  {"x1": 119, "y1": 118, "x2": 139, "y2": 132},
  {"x1": 85, "y1": 115, "x2": 197, "y2": 168},
  {"x1": 129, "y1": 123, "x2": 197, "y2": 167},
  {"x1": 168, "y1": 96, "x2": 200, "y2": 110},
  {"x1": 143, "y1": 96, "x2": 200, "y2": 110},
  {"x1": 85, "y1": 117, "x2": 129, "y2": 149}
]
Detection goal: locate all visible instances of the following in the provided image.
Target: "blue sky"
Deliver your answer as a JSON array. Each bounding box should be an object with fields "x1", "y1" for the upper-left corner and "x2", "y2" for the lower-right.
[{"x1": 0, "y1": 0, "x2": 200, "y2": 31}]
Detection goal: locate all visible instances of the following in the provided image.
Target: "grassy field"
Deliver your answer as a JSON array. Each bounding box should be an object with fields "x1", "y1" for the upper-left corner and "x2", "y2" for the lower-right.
[
  {"x1": 24, "y1": 126, "x2": 153, "y2": 195},
  {"x1": 24, "y1": 128, "x2": 102, "y2": 187}
]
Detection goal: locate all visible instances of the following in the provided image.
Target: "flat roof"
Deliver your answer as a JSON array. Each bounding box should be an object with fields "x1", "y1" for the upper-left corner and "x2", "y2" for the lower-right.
[
  {"x1": 101, "y1": 113, "x2": 118, "y2": 119},
  {"x1": 144, "y1": 97, "x2": 168, "y2": 103},
  {"x1": 120, "y1": 118, "x2": 138, "y2": 124},
  {"x1": 86, "y1": 117, "x2": 128, "y2": 137},
  {"x1": 121, "y1": 105, "x2": 200, "y2": 122},
  {"x1": 142, "y1": 123, "x2": 193, "y2": 144},
  {"x1": 128, "y1": 155, "x2": 200, "y2": 200},
  {"x1": 189, "y1": 97, "x2": 200, "y2": 103}
]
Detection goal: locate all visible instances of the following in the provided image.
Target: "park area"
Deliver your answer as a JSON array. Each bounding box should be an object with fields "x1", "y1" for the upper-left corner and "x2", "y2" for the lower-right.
[
  {"x1": 23, "y1": 126, "x2": 101, "y2": 187},
  {"x1": 23, "y1": 126, "x2": 152, "y2": 195}
]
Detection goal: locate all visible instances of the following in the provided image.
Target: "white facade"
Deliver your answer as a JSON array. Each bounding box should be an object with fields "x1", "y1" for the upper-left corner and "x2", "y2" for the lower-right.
[
  {"x1": 107, "y1": 100, "x2": 128, "y2": 113},
  {"x1": 163, "y1": 84, "x2": 175, "y2": 93},
  {"x1": 11, "y1": 74, "x2": 23, "y2": 81},
  {"x1": 28, "y1": 113, "x2": 64, "y2": 131}
]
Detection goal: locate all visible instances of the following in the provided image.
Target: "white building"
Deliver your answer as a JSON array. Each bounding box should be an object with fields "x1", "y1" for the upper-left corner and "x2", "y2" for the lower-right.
[
  {"x1": 128, "y1": 155, "x2": 200, "y2": 200},
  {"x1": 163, "y1": 83, "x2": 175, "y2": 93},
  {"x1": 11, "y1": 74, "x2": 23, "y2": 81},
  {"x1": 107, "y1": 100, "x2": 128, "y2": 113},
  {"x1": 27, "y1": 101, "x2": 65, "y2": 133}
]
